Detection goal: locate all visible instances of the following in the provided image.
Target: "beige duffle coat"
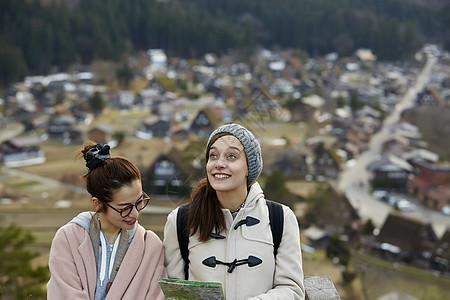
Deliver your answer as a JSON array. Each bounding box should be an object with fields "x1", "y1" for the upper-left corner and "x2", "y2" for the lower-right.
[{"x1": 164, "y1": 182, "x2": 305, "y2": 300}]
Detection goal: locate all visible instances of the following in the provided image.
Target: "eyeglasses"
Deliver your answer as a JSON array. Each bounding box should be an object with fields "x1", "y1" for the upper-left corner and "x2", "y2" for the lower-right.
[{"x1": 105, "y1": 192, "x2": 151, "y2": 218}]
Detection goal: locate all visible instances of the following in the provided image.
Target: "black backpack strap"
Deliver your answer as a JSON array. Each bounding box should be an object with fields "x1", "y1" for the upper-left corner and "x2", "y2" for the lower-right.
[
  {"x1": 177, "y1": 201, "x2": 284, "y2": 280},
  {"x1": 176, "y1": 203, "x2": 190, "y2": 280},
  {"x1": 266, "y1": 200, "x2": 284, "y2": 256}
]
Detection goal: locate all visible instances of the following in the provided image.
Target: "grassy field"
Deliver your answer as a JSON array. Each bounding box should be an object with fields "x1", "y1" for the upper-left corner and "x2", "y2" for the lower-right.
[
  {"x1": 301, "y1": 249, "x2": 450, "y2": 300},
  {"x1": 353, "y1": 253, "x2": 450, "y2": 300}
]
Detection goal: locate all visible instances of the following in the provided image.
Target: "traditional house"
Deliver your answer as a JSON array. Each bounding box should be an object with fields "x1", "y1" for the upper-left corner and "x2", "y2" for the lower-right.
[
  {"x1": 374, "y1": 213, "x2": 438, "y2": 264},
  {"x1": 300, "y1": 94, "x2": 325, "y2": 122},
  {"x1": 303, "y1": 226, "x2": 329, "y2": 250},
  {"x1": 146, "y1": 78, "x2": 165, "y2": 93},
  {"x1": 337, "y1": 142, "x2": 357, "y2": 161},
  {"x1": 146, "y1": 49, "x2": 168, "y2": 73},
  {"x1": 109, "y1": 91, "x2": 135, "y2": 110},
  {"x1": 70, "y1": 104, "x2": 93, "y2": 125},
  {"x1": 381, "y1": 134, "x2": 413, "y2": 157},
  {"x1": 46, "y1": 114, "x2": 83, "y2": 144},
  {"x1": 344, "y1": 129, "x2": 367, "y2": 152},
  {"x1": 66, "y1": 127, "x2": 84, "y2": 144},
  {"x1": 0, "y1": 135, "x2": 45, "y2": 167},
  {"x1": 408, "y1": 161, "x2": 450, "y2": 210},
  {"x1": 88, "y1": 125, "x2": 115, "y2": 146},
  {"x1": 249, "y1": 87, "x2": 279, "y2": 115},
  {"x1": 313, "y1": 182, "x2": 361, "y2": 242},
  {"x1": 367, "y1": 155, "x2": 413, "y2": 191},
  {"x1": 203, "y1": 53, "x2": 218, "y2": 67},
  {"x1": 416, "y1": 87, "x2": 444, "y2": 106},
  {"x1": 271, "y1": 147, "x2": 309, "y2": 177},
  {"x1": 205, "y1": 82, "x2": 226, "y2": 101},
  {"x1": 142, "y1": 146, "x2": 193, "y2": 198},
  {"x1": 313, "y1": 148, "x2": 341, "y2": 179},
  {"x1": 47, "y1": 114, "x2": 75, "y2": 139},
  {"x1": 431, "y1": 228, "x2": 450, "y2": 273},
  {"x1": 305, "y1": 136, "x2": 326, "y2": 151},
  {"x1": 390, "y1": 122, "x2": 422, "y2": 140},
  {"x1": 421, "y1": 185, "x2": 450, "y2": 211},
  {"x1": 190, "y1": 104, "x2": 226, "y2": 138},
  {"x1": 355, "y1": 105, "x2": 382, "y2": 120},
  {"x1": 354, "y1": 114, "x2": 381, "y2": 136},
  {"x1": 9, "y1": 108, "x2": 34, "y2": 123},
  {"x1": 167, "y1": 125, "x2": 191, "y2": 143},
  {"x1": 402, "y1": 148, "x2": 439, "y2": 166},
  {"x1": 136, "y1": 119, "x2": 170, "y2": 140}
]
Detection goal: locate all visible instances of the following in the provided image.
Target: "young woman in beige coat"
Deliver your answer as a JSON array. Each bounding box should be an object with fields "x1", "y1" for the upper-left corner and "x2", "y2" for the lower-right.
[{"x1": 164, "y1": 123, "x2": 305, "y2": 299}]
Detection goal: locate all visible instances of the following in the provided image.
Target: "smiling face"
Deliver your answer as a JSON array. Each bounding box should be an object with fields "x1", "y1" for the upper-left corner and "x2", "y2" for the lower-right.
[
  {"x1": 206, "y1": 135, "x2": 248, "y2": 194},
  {"x1": 95, "y1": 179, "x2": 143, "y2": 233}
]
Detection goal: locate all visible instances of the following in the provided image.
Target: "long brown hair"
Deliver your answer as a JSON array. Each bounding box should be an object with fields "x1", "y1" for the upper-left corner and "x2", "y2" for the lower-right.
[
  {"x1": 79, "y1": 141, "x2": 141, "y2": 213},
  {"x1": 187, "y1": 133, "x2": 230, "y2": 242}
]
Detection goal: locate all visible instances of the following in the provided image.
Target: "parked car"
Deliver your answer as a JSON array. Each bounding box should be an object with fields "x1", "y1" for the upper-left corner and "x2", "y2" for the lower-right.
[
  {"x1": 388, "y1": 196, "x2": 398, "y2": 206},
  {"x1": 397, "y1": 199, "x2": 416, "y2": 212},
  {"x1": 372, "y1": 190, "x2": 389, "y2": 201},
  {"x1": 442, "y1": 205, "x2": 450, "y2": 216}
]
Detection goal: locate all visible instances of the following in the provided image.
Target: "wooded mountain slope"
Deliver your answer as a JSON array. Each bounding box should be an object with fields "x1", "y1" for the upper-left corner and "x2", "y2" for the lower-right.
[{"x1": 1, "y1": 0, "x2": 449, "y2": 86}]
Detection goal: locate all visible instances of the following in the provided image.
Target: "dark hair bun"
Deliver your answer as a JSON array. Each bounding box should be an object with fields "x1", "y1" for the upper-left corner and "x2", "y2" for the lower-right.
[{"x1": 84, "y1": 144, "x2": 111, "y2": 172}]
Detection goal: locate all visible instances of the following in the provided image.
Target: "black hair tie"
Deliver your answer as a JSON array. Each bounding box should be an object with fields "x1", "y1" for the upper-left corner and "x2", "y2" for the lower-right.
[{"x1": 84, "y1": 144, "x2": 111, "y2": 172}]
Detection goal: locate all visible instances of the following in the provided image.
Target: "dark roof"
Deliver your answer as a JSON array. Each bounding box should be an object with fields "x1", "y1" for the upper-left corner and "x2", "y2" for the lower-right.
[
  {"x1": 139, "y1": 119, "x2": 171, "y2": 137},
  {"x1": 315, "y1": 182, "x2": 361, "y2": 233},
  {"x1": 145, "y1": 146, "x2": 193, "y2": 179},
  {"x1": 1, "y1": 135, "x2": 41, "y2": 154},
  {"x1": 6, "y1": 135, "x2": 41, "y2": 148},
  {"x1": 433, "y1": 228, "x2": 450, "y2": 260},
  {"x1": 376, "y1": 213, "x2": 438, "y2": 253}
]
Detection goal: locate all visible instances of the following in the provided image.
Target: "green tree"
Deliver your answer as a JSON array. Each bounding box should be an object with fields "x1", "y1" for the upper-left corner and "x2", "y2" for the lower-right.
[
  {"x1": 117, "y1": 63, "x2": 134, "y2": 89},
  {"x1": 401, "y1": 21, "x2": 421, "y2": 60},
  {"x1": 361, "y1": 218, "x2": 375, "y2": 236},
  {"x1": 113, "y1": 131, "x2": 126, "y2": 147},
  {"x1": 155, "y1": 76, "x2": 177, "y2": 93},
  {"x1": 336, "y1": 96, "x2": 346, "y2": 108},
  {"x1": 0, "y1": 223, "x2": 49, "y2": 299},
  {"x1": 326, "y1": 235, "x2": 350, "y2": 267},
  {"x1": 349, "y1": 92, "x2": 363, "y2": 115},
  {"x1": 0, "y1": 45, "x2": 28, "y2": 87},
  {"x1": 313, "y1": 142, "x2": 326, "y2": 157},
  {"x1": 292, "y1": 48, "x2": 309, "y2": 62},
  {"x1": 22, "y1": 119, "x2": 35, "y2": 132},
  {"x1": 303, "y1": 184, "x2": 329, "y2": 225},
  {"x1": 264, "y1": 171, "x2": 289, "y2": 200},
  {"x1": 89, "y1": 91, "x2": 105, "y2": 115}
]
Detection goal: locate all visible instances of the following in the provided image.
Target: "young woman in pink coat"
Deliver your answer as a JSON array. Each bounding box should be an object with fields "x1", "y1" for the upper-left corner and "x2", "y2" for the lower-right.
[{"x1": 47, "y1": 142, "x2": 167, "y2": 299}]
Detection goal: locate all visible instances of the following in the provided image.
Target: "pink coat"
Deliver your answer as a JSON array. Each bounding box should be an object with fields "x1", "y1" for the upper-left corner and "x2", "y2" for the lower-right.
[{"x1": 47, "y1": 222, "x2": 167, "y2": 299}]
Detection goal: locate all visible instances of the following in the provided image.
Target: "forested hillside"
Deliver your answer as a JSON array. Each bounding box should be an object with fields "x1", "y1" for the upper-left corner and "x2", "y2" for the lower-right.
[{"x1": 1, "y1": 0, "x2": 449, "y2": 86}]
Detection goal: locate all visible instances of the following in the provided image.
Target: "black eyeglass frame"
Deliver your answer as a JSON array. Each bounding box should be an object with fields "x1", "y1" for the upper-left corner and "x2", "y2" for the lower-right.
[{"x1": 105, "y1": 192, "x2": 151, "y2": 218}]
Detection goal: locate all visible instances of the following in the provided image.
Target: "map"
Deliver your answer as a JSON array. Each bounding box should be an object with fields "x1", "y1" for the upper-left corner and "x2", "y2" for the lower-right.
[{"x1": 159, "y1": 278, "x2": 224, "y2": 299}]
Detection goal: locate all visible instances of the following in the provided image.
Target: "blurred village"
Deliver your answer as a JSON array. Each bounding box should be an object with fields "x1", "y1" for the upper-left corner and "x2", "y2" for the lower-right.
[{"x1": 1, "y1": 44, "x2": 450, "y2": 299}]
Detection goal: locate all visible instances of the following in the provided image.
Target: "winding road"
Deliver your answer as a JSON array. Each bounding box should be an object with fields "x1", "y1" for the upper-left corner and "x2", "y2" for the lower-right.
[{"x1": 338, "y1": 54, "x2": 449, "y2": 237}]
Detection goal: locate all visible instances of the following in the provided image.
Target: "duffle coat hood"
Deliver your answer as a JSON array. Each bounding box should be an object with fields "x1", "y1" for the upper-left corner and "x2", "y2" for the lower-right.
[{"x1": 164, "y1": 182, "x2": 305, "y2": 300}]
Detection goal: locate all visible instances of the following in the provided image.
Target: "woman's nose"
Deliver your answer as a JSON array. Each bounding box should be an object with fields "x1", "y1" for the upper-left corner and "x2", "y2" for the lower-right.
[
  {"x1": 129, "y1": 206, "x2": 139, "y2": 218},
  {"x1": 215, "y1": 157, "x2": 226, "y2": 168}
]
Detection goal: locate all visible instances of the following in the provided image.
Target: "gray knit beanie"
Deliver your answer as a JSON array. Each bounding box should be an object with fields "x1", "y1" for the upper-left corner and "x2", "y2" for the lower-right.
[{"x1": 207, "y1": 123, "x2": 262, "y2": 187}]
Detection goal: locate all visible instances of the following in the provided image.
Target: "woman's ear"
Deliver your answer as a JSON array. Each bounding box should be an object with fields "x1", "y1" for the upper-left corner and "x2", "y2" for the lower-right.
[{"x1": 92, "y1": 197, "x2": 103, "y2": 212}]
